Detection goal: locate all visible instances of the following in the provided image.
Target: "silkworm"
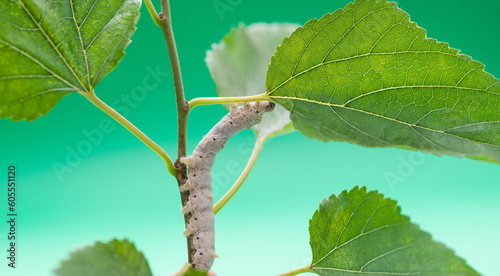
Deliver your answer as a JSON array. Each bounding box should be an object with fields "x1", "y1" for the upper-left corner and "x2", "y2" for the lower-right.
[{"x1": 180, "y1": 101, "x2": 275, "y2": 270}]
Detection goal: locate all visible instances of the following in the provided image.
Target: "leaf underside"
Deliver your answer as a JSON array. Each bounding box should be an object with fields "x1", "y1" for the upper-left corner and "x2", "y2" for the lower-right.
[
  {"x1": 0, "y1": 0, "x2": 141, "y2": 121},
  {"x1": 55, "y1": 239, "x2": 153, "y2": 276},
  {"x1": 266, "y1": 0, "x2": 500, "y2": 163},
  {"x1": 206, "y1": 22, "x2": 299, "y2": 139},
  {"x1": 309, "y1": 186, "x2": 480, "y2": 275}
]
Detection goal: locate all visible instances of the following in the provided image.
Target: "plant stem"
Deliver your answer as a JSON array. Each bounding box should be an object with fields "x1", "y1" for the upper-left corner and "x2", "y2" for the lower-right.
[
  {"x1": 142, "y1": 0, "x2": 162, "y2": 26},
  {"x1": 214, "y1": 137, "x2": 265, "y2": 214},
  {"x1": 189, "y1": 94, "x2": 271, "y2": 110},
  {"x1": 80, "y1": 91, "x2": 177, "y2": 176},
  {"x1": 158, "y1": 0, "x2": 192, "y2": 264},
  {"x1": 276, "y1": 265, "x2": 315, "y2": 276}
]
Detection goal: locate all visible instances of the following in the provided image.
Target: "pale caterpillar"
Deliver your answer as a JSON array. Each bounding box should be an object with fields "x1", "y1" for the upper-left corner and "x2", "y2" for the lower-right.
[{"x1": 180, "y1": 101, "x2": 275, "y2": 271}]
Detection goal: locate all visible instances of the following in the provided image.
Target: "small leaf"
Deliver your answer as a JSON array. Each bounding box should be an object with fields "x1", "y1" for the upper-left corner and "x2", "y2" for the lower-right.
[
  {"x1": 55, "y1": 239, "x2": 153, "y2": 276},
  {"x1": 185, "y1": 270, "x2": 208, "y2": 276},
  {"x1": 206, "y1": 23, "x2": 299, "y2": 139},
  {"x1": 0, "y1": 0, "x2": 141, "y2": 121},
  {"x1": 266, "y1": 0, "x2": 500, "y2": 163},
  {"x1": 309, "y1": 186, "x2": 479, "y2": 275}
]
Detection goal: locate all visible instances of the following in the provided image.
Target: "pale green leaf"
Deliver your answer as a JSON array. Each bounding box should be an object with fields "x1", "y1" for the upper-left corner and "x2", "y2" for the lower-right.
[
  {"x1": 55, "y1": 239, "x2": 153, "y2": 276},
  {"x1": 0, "y1": 0, "x2": 141, "y2": 121},
  {"x1": 206, "y1": 22, "x2": 299, "y2": 139},
  {"x1": 309, "y1": 186, "x2": 480, "y2": 275},
  {"x1": 266, "y1": 0, "x2": 500, "y2": 163}
]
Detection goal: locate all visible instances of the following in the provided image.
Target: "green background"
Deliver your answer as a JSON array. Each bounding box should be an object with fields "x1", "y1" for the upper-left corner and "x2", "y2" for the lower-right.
[{"x1": 1, "y1": 0, "x2": 499, "y2": 275}]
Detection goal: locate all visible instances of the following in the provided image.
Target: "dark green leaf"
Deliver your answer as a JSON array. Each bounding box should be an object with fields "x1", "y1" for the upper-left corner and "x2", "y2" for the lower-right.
[
  {"x1": 55, "y1": 239, "x2": 152, "y2": 276},
  {"x1": 0, "y1": 0, "x2": 141, "y2": 121},
  {"x1": 266, "y1": 0, "x2": 500, "y2": 163},
  {"x1": 309, "y1": 186, "x2": 479, "y2": 275}
]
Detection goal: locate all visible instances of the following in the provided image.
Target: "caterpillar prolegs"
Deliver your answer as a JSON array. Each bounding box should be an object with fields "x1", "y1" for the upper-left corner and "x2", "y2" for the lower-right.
[{"x1": 180, "y1": 101, "x2": 275, "y2": 270}]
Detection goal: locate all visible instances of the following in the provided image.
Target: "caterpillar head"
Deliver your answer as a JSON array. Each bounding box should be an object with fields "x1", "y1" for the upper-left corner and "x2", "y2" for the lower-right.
[
  {"x1": 265, "y1": 102, "x2": 275, "y2": 112},
  {"x1": 255, "y1": 101, "x2": 275, "y2": 113}
]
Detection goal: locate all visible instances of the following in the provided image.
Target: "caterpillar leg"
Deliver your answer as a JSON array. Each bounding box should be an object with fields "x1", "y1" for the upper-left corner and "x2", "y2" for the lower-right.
[
  {"x1": 180, "y1": 156, "x2": 194, "y2": 166},
  {"x1": 243, "y1": 101, "x2": 251, "y2": 111},
  {"x1": 180, "y1": 179, "x2": 192, "y2": 192},
  {"x1": 183, "y1": 225, "x2": 195, "y2": 237},
  {"x1": 229, "y1": 102, "x2": 238, "y2": 116},
  {"x1": 181, "y1": 201, "x2": 194, "y2": 215}
]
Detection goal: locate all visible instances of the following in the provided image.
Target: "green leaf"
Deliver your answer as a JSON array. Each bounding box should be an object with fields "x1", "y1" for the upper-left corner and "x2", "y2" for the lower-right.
[
  {"x1": 206, "y1": 22, "x2": 299, "y2": 139},
  {"x1": 55, "y1": 239, "x2": 153, "y2": 276},
  {"x1": 309, "y1": 186, "x2": 480, "y2": 275},
  {"x1": 185, "y1": 270, "x2": 208, "y2": 276},
  {"x1": 266, "y1": 0, "x2": 500, "y2": 163},
  {"x1": 0, "y1": 0, "x2": 141, "y2": 121}
]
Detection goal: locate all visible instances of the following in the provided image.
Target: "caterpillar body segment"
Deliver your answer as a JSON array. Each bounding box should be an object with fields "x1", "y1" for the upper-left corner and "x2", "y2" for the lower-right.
[
  {"x1": 193, "y1": 230, "x2": 215, "y2": 248},
  {"x1": 183, "y1": 209, "x2": 215, "y2": 237},
  {"x1": 181, "y1": 189, "x2": 214, "y2": 214},
  {"x1": 181, "y1": 170, "x2": 212, "y2": 191},
  {"x1": 180, "y1": 152, "x2": 217, "y2": 169}
]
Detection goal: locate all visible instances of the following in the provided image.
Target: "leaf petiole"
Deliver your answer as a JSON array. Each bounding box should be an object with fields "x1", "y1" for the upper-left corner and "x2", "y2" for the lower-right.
[
  {"x1": 188, "y1": 94, "x2": 272, "y2": 111},
  {"x1": 142, "y1": 0, "x2": 162, "y2": 27},
  {"x1": 214, "y1": 136, "x2": 265, "y2": 214},
  {"x1": 276, "y1": 265, "x2": 314, "y2": 276},
  {"x1": 80, "y1": 90, "x2": 177, "y2": 176}
]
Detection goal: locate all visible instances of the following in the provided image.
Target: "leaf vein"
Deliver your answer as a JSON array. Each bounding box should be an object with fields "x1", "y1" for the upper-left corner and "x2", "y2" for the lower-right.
[
  {"x1": 0, "y1": 38, "x2": 78, "y2": 90},
  {"x1": 18, "y1": 0, "x2": 87, "y2": 91}
]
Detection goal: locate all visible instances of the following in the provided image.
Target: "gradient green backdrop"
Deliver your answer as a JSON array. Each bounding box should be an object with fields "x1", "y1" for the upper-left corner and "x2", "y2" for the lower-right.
[{"x1": 1, "y1": 0, "x2": 499, "y2": 275}]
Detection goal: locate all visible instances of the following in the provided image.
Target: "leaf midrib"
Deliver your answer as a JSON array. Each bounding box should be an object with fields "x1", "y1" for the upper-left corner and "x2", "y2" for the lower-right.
[
  {"x1": 312, "y1": 222, "x2": 410, "y2": 266},
  {"x1": 18, "y1": 0, "x2": 89, "y2": 91},
  {"x1": 70, "y1": 0, "x2": 91, "y2": 89},
  {"x1": 84, "y1": 0, "x2": 128, "y2": 52},
  {"x1": 313, "y1": 256, "x2": 473, "y2": 275},
  {"x1": 272, "y1": 95, "x2": 500, "y2": 149}
]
